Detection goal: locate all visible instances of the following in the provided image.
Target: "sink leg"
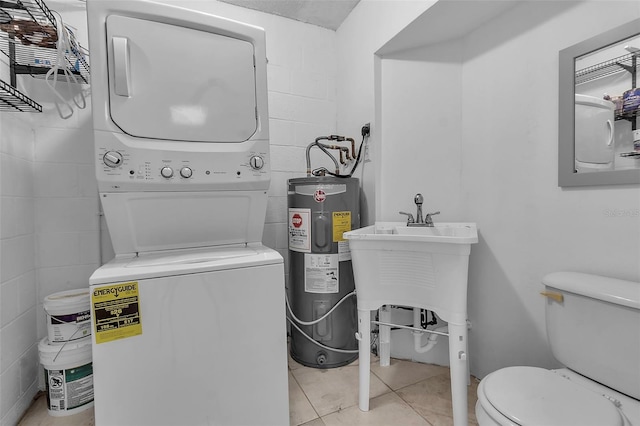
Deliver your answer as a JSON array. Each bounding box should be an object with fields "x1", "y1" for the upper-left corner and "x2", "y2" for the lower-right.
[
  {"x1": 448, "y1": 321, "x2": 469, "y2": 426},
  {"x1": 379, "y1": 305, "x2": 390, "y2": 367},
  {"x1": 357, "y1": 308, "x2": 370, "y2": 411}
]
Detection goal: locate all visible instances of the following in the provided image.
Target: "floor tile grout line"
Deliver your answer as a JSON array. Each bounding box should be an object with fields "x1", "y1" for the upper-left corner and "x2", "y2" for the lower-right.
[{"x1": 290, "y1": 365, "x2": 323, "y2": 424}]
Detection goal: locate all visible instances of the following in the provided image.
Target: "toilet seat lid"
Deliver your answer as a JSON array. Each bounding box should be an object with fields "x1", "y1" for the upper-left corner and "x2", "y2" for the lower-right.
[{"x1": 483, "y1": 366, "x2": 623, "y2": 426}]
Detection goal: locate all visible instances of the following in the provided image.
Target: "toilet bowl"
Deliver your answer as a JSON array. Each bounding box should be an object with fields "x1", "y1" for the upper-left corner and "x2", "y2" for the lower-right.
[
  {"x1": 475, "y1": 272, "x2": 640, "y2": 426},
  {"x1": 475, "y1": 367, "x2": 639, "y2": 426}
]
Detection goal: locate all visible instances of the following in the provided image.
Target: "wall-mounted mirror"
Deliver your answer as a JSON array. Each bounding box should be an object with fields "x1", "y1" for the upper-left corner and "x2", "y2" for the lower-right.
[{"x1": 559, "y1": 18, "x2": 640, "y2": 187}]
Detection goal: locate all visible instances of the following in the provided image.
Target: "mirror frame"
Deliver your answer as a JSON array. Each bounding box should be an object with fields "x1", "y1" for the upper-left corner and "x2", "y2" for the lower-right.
[{"x1": 558, "y1": 18, "x2": 640, "y2": 187}]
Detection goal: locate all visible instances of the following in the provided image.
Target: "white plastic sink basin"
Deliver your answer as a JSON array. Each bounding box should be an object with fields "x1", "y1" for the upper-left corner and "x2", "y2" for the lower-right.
[
  {"x1": 343, "y1": 221, "x2": 478, "y2": 318},
  {"x1": 345, "y1": 222, "x2": 478, "y2": 245}
]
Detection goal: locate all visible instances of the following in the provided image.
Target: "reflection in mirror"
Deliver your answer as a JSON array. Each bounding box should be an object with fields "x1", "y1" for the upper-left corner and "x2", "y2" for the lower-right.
[
  {"x1": 574, "y1": 35, "x2": 639, "y2": 174},
  {"x1": 558, "y1": 18, "x2": 640, "y2": 187}
]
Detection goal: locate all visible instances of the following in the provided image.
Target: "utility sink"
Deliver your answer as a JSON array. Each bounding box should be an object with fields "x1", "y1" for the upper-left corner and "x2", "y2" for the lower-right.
[
  {"x1": 343, "y1": 221, "x2": 478, "y2": 319},
  {"x1": 345, "y1": 221, "x2": 478, "y2": 425},
  {"x1": 348, "y1": 222, "x2": 478, "y2": 244}
]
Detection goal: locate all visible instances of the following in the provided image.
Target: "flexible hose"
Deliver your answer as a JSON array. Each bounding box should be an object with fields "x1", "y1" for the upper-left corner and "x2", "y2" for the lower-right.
[
  {"x1": 287, "y1": 317, "x2": 359, "y2": 354},
  {"x1": 285, "y1": 290, "x2": 355, "y2": 326},
  {"x1": 285, "y1": 290, "x2": 359, "y2": 354}
]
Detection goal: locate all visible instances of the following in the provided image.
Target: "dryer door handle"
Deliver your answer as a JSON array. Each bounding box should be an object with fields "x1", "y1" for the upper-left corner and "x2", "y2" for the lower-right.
[{"x1": 112, "y1": 36, "x2": 131, "y2": 97}]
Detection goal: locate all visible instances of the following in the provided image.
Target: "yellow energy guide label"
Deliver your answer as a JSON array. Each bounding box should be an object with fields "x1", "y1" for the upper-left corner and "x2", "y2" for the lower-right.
[{"x1": 92, "y1": 282, "x2": 142, "y2": 344}]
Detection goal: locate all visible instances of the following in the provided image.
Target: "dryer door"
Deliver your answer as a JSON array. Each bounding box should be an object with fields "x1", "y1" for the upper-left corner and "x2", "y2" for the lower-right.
[{"x1": 106, "y1": 15, "x2": 257, "y2": 143}]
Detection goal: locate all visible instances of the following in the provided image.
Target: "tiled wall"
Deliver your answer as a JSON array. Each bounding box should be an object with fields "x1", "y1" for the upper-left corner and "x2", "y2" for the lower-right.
[
  {"x1": 0, "y1": 2, "x2": 338, "y2": 424},
  {"x1": 0, "y1": 112, "x2": 38, "y2": 425}
]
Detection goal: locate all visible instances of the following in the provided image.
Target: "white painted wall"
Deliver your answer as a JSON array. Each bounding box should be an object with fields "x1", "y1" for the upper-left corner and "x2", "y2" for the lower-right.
[
  {"x1": 371, "y1": 0, "x2": 640, "y2": 377},
  {"x1": 336, "y1": 0, "x2": 435, "y2": 225},
  {"x1": 461, "y1": 0, "x2": 640, "y2": 378}
]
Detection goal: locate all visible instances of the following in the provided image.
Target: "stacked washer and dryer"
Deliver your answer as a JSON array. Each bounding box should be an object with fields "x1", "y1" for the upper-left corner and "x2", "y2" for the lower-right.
[{"x1": 86, "y1": 1, "x2": 289, "y2": 425}]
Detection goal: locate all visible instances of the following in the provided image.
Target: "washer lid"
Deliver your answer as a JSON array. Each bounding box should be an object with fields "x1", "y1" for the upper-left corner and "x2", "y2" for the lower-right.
[{"x1": 483, "y1": 367, "x2": 623, "y2": 426}]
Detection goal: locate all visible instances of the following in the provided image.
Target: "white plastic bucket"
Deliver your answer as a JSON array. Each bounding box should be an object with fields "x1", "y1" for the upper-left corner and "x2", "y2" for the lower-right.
[
  {"x1": 44, "y1": 289, "x2": 91, "y2": 344},
  {"x1": 38, "y1": 337, "x2": 94, "y2": 416}
]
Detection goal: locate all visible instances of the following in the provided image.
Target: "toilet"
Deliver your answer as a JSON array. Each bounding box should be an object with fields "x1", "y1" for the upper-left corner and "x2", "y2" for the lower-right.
[{"x1": 476, "y1": 272, "x2": 640, "y2": 426}]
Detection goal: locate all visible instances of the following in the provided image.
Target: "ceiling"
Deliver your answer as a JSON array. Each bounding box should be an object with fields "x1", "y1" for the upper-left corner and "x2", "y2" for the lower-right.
[{"x1": 219, "y1": 0, "x2": 360, "y2": 31}]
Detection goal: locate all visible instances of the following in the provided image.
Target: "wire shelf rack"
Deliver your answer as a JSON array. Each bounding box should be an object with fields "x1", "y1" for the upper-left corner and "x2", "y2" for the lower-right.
[
  {"x1": 0, "y1": 78, "x2": 41, "y2": 111},
  {"x1": 575, "y1": 53, "x2": 636, "y2": 85},
  {"x1": 0, "y1": 0, "x2": 89, "y2": 112}
]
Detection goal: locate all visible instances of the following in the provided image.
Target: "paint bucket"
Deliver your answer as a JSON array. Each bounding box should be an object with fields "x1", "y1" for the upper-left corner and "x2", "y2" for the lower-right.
[
  {"x1": 38, "y1": 337, "x2": 94, "y2": 416},
  {"x1": 44, "y1": 289, "x2": 91, "y2": 344}
]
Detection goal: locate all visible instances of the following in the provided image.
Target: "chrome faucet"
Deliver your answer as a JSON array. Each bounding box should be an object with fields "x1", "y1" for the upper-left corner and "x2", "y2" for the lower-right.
[{"x1": 399, "y1": 193, "x2": 440, "y2": 227}]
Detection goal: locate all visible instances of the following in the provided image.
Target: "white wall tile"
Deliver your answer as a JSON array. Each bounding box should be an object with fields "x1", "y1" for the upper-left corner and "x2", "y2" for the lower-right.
[
  {"x1": 36, "y1": 265, "x2": 97, "y2": 303},
  {"x1": 36, "y1": 232, "x2": 81, "y2": 268},
  {"x1": 19, "y1": 344, "x2": 38, "y2": 393},
  {"x1": 0, "y1": 308, "x2": 36, "y2": 374},
  {"x1": 1, "y1": 236, "x2": 35, "y2": 284},
  {"x1": 1, "y1": 279, "x2": 19, "y2": 328},
  {"x1": 270, "y1": 145, "x2": 307, "y2": 174},
  {"x1": 0, "y1": 155, "x2": 34, "y2": 198},
  {"x1": 265, "y1": 196, "x2": 287, "y2": 224},
  {"x1": 78, "y1": 231, "x2": 100, "y2": 265},
  {"x1": 262, "y1": 223, "x2": 278, "y2": 249},
  {"x1": 18, "y1": 271, "x2": 37, "y2": 316},
  {"x1": 267, "y1": 64, "x2": 291, "y2": 93},
  {"x1": 1, "y1": 196, "x2": 35, "y2": 239},
  {"x1": 77, "y1": 165, "x2": 98, "y2": 197},
  {"x1": 0, "y1": 114, "x2": 34, "y2": 161},
  {"x1": 291, "y1": 71, "x2": 327, "y2": 100},
  {"x1": 269, "y1": 92, "x2": 336, "y2": 125},
  {"x1": 294, "y1": 122, "x2": 336, "y2": 148},
  {"x1": 0, "y1": 358, "x2": 20, "y2": 418},
  {"x1": 268, "y1": 119, "x2": 295, "y2": 146},
  {"x1": 33, "y1": 163, "x2": 80, "y2": 198},
  {"x1": 34, "y1": 197, "x2": 99, "y2": 234},
  {"x1": 33, "y1": 126, "x2": 94, "y2": 165},
  {"x1": 268, "y1": 171, "x2": 297, "y2": 197}
]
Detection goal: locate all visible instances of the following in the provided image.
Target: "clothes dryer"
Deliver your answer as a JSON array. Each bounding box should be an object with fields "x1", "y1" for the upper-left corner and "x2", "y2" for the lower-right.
[{"x1": 86, "y1": 1, "x2": 288, "y2": 424}]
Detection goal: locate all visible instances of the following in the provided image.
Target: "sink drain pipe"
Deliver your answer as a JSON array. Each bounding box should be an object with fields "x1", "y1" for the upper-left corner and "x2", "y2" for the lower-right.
[{"x1": 413, "y1": 308, "x2": 448, "y2": 353}]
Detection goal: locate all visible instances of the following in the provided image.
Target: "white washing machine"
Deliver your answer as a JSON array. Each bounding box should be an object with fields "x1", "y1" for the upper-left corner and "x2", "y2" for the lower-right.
[{"x1": 86, "y1": 1, "x2": 289, "y2": 424}]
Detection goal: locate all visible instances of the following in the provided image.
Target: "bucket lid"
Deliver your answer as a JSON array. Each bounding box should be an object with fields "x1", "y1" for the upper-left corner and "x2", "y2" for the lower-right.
[
  {"x1": 482, "y1": 366, "x2": 622, "y2": 426},
  {"x1": 44, "y1": 289, "x2": 90, "y2": 308},
  {"x1": 38, "y1": 336, "x2": 92, "y2": 354}
]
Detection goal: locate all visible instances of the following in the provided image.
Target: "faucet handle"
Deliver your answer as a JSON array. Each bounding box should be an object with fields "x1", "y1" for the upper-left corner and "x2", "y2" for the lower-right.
[
  {"x1": 398, "y1": 211, "x2": 415, "y2": 223},
  {"x1": 424, "y1": 211, "x2": 440, "y2": 226}
]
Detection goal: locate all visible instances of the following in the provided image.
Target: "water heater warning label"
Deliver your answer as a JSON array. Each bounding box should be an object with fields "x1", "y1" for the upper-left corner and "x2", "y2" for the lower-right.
[
  {"x1": 92, "y1": 282, "x2": 142, "y2": 344},
  {"x1": 289, "y1": 208, "x2": 311, "y2": 252},
  {"x1": 305, "y1": 254, "x2": 339, "y2": 293},
  {"x1": 332, "y1": 211, "x2": 351, "y2": 242}
]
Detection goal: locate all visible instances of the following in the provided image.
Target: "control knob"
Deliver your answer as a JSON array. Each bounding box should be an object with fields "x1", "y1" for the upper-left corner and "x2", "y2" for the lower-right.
[
  {"x1": 160, "y1": 166, "x2": 174, "y2": 178},
  {"x1": 180, "y1": 167, "x2": 193, "y2": 178},
  {"x1": 103, "y1": 151, "x2": 123, "y2": 168},
  {"x1": 249, "y1": 155, "x2": 265, "y2": 170}
]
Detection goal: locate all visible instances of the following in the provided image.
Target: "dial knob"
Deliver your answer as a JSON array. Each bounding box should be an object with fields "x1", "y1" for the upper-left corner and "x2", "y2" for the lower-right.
[
  {"x1": 160, "y1": 167, "x2": 174, "y2": 178},
  {"x1": 180, "y1": 167, "x2": 193, "y2": 178},
  {"x1": 103, "y1": 151, "x2": 123, "y2": 168},
  {"x1": 249, "y1": 155, "x2": 264, "y2": 170}
]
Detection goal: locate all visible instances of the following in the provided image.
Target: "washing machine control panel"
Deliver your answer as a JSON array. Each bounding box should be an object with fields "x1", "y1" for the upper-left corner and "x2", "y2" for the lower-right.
[{"x1": 96, "y1": 134, "x2": 271, "y2": 191}]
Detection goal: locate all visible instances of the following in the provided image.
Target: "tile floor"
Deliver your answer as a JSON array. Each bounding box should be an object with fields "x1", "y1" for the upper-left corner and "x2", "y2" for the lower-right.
[{"x1": 18, "y1": 355, "x2": 479, "y2": 426}]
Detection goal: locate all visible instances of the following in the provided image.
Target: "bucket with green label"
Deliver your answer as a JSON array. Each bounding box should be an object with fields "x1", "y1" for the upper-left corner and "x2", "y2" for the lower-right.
[{"x1": 38, "y1": 337, "x2": 94, "y2": 416}]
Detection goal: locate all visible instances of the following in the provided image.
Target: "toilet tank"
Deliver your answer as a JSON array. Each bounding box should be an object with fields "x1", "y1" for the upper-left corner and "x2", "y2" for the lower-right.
[{"x1": 543, "y1": 272, "x2": 640, "y2": 400}]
